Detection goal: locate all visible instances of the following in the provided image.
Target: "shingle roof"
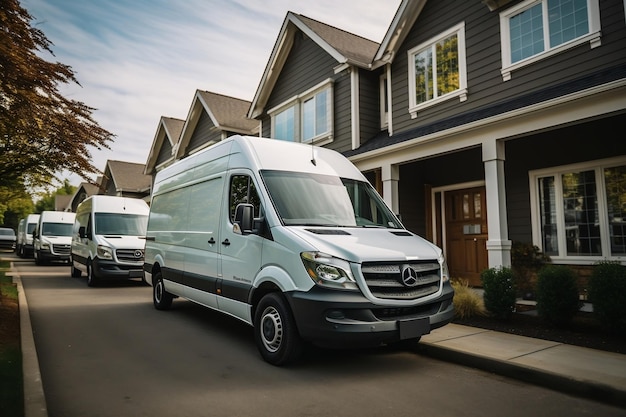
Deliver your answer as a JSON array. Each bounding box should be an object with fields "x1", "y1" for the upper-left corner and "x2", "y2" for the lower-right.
[
  {"x1": 161, "y1": 117, "x2": 185, "y2": 146},
  {"x1": 197, "y1": 91, "x2": 259, "y2": 132},
  {"x1": 296, "y1": 14, "x2": 379, "y2": 67},
  {"x1": 105, "y1": 160, "x2": 151, "y2": 192}
]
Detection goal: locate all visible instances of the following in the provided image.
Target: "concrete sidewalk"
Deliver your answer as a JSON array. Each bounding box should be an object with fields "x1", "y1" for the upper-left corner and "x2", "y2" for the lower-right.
[
  {"x1": 8, "y1": 257, "x2": 626, "y2": 416},
  {"x1": 419, "y1": 323, "x2": 626, "y2": 408}
]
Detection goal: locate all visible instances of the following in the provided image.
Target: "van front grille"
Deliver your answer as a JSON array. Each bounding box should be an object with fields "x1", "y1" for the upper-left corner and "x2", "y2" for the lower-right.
[
  {"x1": 52, "y1": 244, "x2": 71, "y2": 255},
  {"x1": 361, "y1": 261, "x2": 441, "y2": 300},
  {"x1": 116, "y1": 249, "x2": 144, "y2": 262}
]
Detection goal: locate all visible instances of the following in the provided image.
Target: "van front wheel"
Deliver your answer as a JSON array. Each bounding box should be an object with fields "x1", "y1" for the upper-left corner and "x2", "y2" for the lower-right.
[
  {"x1": 254, "y1": 293, "x2": 302, "y2": 366},
  {"x1": 153, "y1": 271, "x2": 173, "y2": 310}
]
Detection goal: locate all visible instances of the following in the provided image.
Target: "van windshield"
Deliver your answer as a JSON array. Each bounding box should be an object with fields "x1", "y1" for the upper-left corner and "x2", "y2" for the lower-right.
[
  {"x1": 261, "y1": 170, "x2": 402, "y2": 228},
  {"x1": 94, "y1": 213, "x2": 148, "y2": 236},
  {"x1": 42, "y1": 223, "x2": 73, "y2": 236}
]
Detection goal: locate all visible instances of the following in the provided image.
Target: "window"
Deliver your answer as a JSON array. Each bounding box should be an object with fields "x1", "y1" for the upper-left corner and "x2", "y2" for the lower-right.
[
  {"x1": 530, "y1": 159, "x2": 626, "y2": 262},
  {"x1": 270, "y1": 80, "x2": 333, "y2": 144},
  {"x1": 500, "y1": 0, "x2": 601, "y2": 80},
  {"x1": 407, "y1": 22, "x2": 467, "y2": 117},
  {"x1": 229, "y1": 174, "x2": 262, "y2": 222}
]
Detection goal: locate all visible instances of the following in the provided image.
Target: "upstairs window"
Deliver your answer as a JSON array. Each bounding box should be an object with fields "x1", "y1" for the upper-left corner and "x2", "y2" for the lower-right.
[
  {"x1": 270, "y1": 80, "x2": 333, "y2": 145},
  {"x1": 500, "y1": 0, "x2": 600, "y2": 80},
  {"x1": 407, "y1": 22, "x2": 467, "y2": 118}
]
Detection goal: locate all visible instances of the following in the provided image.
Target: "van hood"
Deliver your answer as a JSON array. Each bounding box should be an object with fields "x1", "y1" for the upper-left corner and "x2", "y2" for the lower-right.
[
  {"x1": 286, "y1": 227, "x2": 441, "y2": 263},
  {"x1": 98, "y1": 235, "x2": 146, "y2": 249}
]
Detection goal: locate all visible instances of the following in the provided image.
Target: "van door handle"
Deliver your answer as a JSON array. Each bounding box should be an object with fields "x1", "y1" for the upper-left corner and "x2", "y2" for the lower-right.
[
  {"x1": 208, "y1": 237, "x2": 215, "y2": 244},
  {"x1": 222, "y1": 239, "x2": 230, "y2": 246}
]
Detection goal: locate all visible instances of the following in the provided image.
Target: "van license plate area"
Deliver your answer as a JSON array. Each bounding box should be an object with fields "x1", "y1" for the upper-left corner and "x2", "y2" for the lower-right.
[
  {"x1": 398, "y1": 318, "x2": 429, "y2": 339},
  {"x1": 129, "y1": 271, "x2": 144, "y2": 278}
]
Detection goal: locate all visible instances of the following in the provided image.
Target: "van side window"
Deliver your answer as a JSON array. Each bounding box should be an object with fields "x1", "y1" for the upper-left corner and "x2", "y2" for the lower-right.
[{"x1": 229, "y1": 175, "x2": 261, "y2": 222}]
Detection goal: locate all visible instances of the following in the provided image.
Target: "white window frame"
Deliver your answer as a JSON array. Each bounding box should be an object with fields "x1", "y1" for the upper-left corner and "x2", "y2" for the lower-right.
[
  {"x1": 268, "y1": 79, "x2": 334, "y2": 145},
  {"x1": 529, "y1": 157, "x2": 626, "y2": 265},
  {"x1": 500, "y1": 0, "x2": 601, "y2": 81},
  {"x1": 379, "y1": 72, "x2": 389, "y2": 130},
  {"x1": 407, "y1": 22, "x2": 467, "y2": 119}
]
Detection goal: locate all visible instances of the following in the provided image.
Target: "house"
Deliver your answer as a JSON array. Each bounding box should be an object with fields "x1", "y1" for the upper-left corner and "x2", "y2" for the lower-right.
[
  {"x1": 247, "y1": 0, "x2": 626, "y2": 286},
  {"x1": 68, "y1": 180, "x2": 101, "y2": 212},
  {"x1": 99, "y1": 160, "x2": 151, "y2": 201},
  {"x1": 144, "y1": 90, "x2": 260, "y2": 183}
]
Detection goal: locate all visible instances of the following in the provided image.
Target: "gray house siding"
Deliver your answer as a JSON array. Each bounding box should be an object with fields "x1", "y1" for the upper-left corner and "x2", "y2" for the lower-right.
[
  {"x1": 187, "y1": 110, "x2": 221, "y2": 154},
  {"x1": 155, "y1": 139, "x2": 172, "y2": 166},
  {"x1": 387, "y1": 0, "x2": 626, "y2": 140},
  {"x1": 260, "y1": 32, "x2": 356, "y2": 152},
  {"x1": 359, "y1": 68, "x2": 384, "y2": 145},
  {"x1": 265, "y1": 33, "x2": 336, "y2": 111}
]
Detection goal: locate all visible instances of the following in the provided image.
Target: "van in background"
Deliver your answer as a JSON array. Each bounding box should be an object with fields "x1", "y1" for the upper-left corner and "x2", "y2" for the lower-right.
[
  {"x1": 16, "y1": 213, "x2": 40, "y2": 258},
  {"x1": 144, "y1": 135, "x2": 455, "y2": 365},
  {"x1": 33, "y1": 211, "x2": 76, "y2": 265},
  {"x1": 71, "y1": 195, "x2": 149, "y2": 287}
]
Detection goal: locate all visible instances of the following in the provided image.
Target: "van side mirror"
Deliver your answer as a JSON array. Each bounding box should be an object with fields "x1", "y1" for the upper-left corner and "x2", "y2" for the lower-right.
[
  {"x1": 233, "y1": 203, "x2": 254, "y2": 235},
  {"x1": 78, "y1": 226, "x2": 87, "y2": 239}
]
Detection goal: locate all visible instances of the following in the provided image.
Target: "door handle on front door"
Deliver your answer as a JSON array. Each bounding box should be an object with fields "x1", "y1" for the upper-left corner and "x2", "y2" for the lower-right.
[
  {"x1": 222, "y1": 239, "x2": 230, "y2": 246},
  {"x1": 208, "y1": 237, "x2": 215, "y2": 244}
]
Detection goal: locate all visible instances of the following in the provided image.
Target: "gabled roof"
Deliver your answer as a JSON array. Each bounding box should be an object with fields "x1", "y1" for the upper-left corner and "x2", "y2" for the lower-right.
[
  {"x1": 248, "y1": 12, "x2": 380, "y2": 118},
  {"x1": 176, "y1": 90, "x2": 259, "y2": 159},
  {"x1": 69, "y1": 181, "x2": 101, "y2": 212},
  {"x1": 102, "y1": 160, "x2": 151, "y2": 193},
  {"x1": 373, "y1": 0, "x2": 427, "y2": 65},
  {"x1": 144, "y1": 116, "x2": 185, "y2": 175}
]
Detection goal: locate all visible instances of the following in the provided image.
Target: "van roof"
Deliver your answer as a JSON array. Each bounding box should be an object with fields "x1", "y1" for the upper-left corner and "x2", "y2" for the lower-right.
[
  {"x1": 154, "y1": 135, "x2": 365, "y2": 189},
  {"x1": 78, "y1": 195, "x2": 149, "y2": 214}
]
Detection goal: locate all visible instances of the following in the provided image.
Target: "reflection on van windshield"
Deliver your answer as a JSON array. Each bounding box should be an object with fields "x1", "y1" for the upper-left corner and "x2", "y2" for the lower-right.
[
  {"x1": 261, "y1": 170, "x2": 402, "y2": 228},
  {"x1": 42, "y1": 223, "x2": 73, "y2": 236},
  {"x1": 95, "y1": 213, "x2": 148, "y2": 236}
]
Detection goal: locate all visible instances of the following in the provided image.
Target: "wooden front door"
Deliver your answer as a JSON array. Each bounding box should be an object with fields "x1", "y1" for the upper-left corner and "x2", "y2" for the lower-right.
[{"x1": 445, "y1": 187, "x2": 489, "y2": 286}]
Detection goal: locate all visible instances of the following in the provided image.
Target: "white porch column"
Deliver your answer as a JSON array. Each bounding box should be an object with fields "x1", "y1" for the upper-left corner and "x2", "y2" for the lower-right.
[
  {"x1": 483, "y1": 139, "x2": 512, "y2": 267},
  {"x1": 381, "y1": 163, "x2": 400, "y2": 214}
]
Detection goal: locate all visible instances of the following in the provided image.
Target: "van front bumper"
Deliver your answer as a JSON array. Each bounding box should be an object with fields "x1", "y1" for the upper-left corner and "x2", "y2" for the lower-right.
[
  {"x1": 93, "y1": 258, "x2": 145, "y2": 280},
  {"x1": 286, "y1": 285, "x2": 454, "y2": 348}
]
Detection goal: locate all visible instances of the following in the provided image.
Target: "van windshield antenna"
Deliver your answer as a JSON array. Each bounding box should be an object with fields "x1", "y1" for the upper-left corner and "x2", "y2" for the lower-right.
[{"x1": 310, "y1": 142, "x2": 316, "y2": 166}]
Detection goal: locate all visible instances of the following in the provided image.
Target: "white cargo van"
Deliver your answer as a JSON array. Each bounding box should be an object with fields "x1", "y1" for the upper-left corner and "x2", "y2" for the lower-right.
[
  {"x1": 71, "y1": 195, "x2": 149, "y2": 286},
  {"x1": 144, "y1": 135, "x2": 454, "y2": 365},
  {"x1": 16, "y1": 214, "x2": 40, "y2": 258},
  {"x1": 33, "y1": 211, "x2": 76, "y2": 265}
]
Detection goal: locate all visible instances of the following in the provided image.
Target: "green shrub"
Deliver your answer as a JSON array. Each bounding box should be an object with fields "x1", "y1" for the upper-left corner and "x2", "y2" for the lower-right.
[
  {"x1": 451, "y1": 279, "x2": 485, "y2": 319},
  {"x1": 536, "y1": 265, "x2": 581, "y2": 326},
  {"x1": 588, "y1": 261, "x2": 626, "y2": 333},
  {"x1": 511, "y1": 241, "x2": 550, "y2": 299},
  {"x1": 481, "y1": 267, "x2": 516, "y2": 320}
]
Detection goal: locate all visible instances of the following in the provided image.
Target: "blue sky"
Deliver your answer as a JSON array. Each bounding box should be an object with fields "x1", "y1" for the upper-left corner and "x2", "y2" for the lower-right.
[{"x1": 22, "y1": 0, "x2": 401, "y2": 186}]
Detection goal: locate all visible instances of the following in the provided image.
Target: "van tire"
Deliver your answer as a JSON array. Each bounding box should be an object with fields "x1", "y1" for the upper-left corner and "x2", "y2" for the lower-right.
[
  {"x1": 86, "y1": 260, "x2": 98, "y2": 287},
  {"x1": 254, "y1": 292, "x2": 302, "y2": 366},
  {"x1": 71, "y1": 261, "x2": 82, "y2": 278},
  {"x1": 153, "y1": 271, "x2": 173, "y2": 310}
]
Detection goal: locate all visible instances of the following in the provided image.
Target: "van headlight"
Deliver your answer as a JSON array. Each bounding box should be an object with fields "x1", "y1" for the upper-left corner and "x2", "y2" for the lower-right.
[
  {"x1": 97, "y1": 245, "x2": 113, "y2": 259},
  {"x1": 440, "y1": 254, "x2": 450, "y2": 283},
  {"x1": 301, "y1": 252, "x2": 358, "y2": 291}
]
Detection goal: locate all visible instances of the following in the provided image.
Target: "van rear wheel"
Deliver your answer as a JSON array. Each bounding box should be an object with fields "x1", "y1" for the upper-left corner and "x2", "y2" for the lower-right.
[
  {"x1": 254, "y1": 293, "x2": 302, "y2": 366},
  {"x1": 153, "y1": 271, "x2": 173, "y2": 310}
]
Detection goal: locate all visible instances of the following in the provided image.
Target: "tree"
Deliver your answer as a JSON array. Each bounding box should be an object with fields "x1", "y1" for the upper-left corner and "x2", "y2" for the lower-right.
[
  {"x1": 0, "y1": 0, "x2": 114, "y2": 191},
  {"x1": 34, "y1": 179, "x2": 76, "y2": 213}
]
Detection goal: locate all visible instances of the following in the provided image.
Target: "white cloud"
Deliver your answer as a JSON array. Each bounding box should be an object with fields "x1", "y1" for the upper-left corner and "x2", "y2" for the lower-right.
[{"x1": 21, "y1": 0, "x2": 401, "y2": 186}]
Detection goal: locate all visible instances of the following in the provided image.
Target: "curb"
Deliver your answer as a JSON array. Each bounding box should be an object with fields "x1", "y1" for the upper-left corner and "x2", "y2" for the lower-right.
[
  {"x1": 12, "y1": 262, "x2": 49, "y2": 417},
  {"x1": 416, "y1": 342, "x2": 626, "y2": 409}
]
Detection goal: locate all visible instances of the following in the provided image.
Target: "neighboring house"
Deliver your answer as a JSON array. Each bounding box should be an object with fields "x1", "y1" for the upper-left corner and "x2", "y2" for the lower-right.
[
  {"x1": 54, "y1": 194, "x2": 73, "y2": 212},
  {"x1": 144, "y1": 90, "x2": 260, "y2": 185},
  {"x1": 248, "y1": 0, "x2": 626, "y2": 286},
  {"x1": 69, "y1": 180, "x2": 101, "y2": 212},
  {"x1": 100, "y1": 160, "x2": 151, "y2": 201}
]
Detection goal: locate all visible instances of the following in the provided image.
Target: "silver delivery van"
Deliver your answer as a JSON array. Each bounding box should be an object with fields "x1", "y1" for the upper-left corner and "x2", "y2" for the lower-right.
[
  {"x1": 71, "y1": 195, "x2": 149, "y2": 287},
  {"x1": 144, "y1": 135, "x2": 454, "y2": 365},
  {"x1": 34, "y1": 211, "x2": 76, "y2": 265}
]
